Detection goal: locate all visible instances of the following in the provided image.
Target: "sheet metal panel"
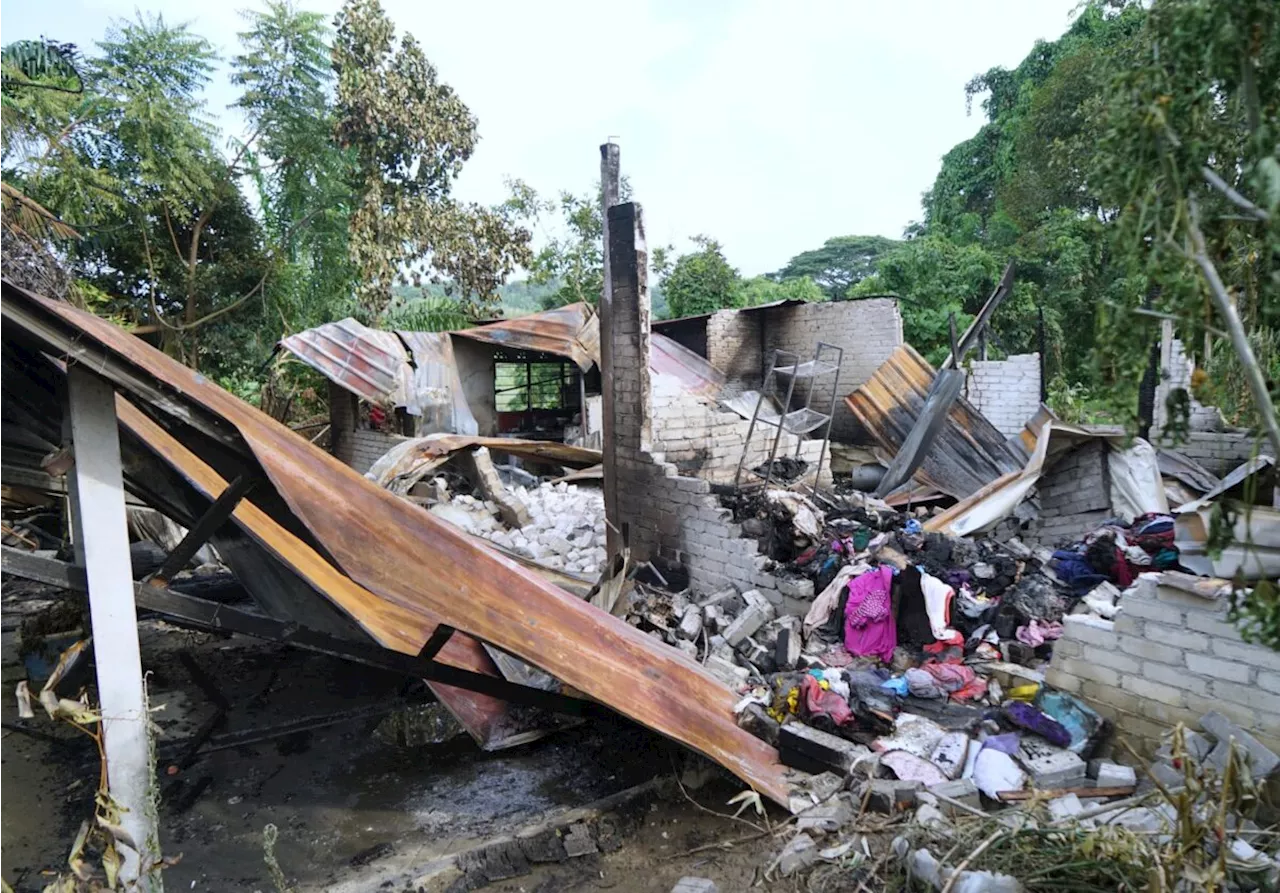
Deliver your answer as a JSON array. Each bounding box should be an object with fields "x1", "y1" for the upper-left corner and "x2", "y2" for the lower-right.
[
  {"x1": 452, "y1": 302, "x2": 601, "y2": 370},
  {"x1": 280, "y1": 318, "x2": 409, "y2": 405},
  {"x1": 111, "y1": 396, "x2": 543, "y2": 749},
  {"x1": 650, "y1": 333, "x2": 725, "y2": 398},
  {"x1": 3, "y1": 282, "x2": 793, "y2": 807},
  {"x1": 844, "y1": 344, "x2": 1024, "y2": 500}
]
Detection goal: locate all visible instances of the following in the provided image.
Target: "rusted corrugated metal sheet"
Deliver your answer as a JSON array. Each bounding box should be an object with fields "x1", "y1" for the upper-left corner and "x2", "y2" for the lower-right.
[
  {"x1": 453, "y1": 302, "x2": 600, "y2": 370},
  {"x1": 2, "y1": 281, "x2": 794, "y2": 807},
  {"x1": 844, "y1": 344, "x2": 1024, "y2": 500},
  {"x1": 366, "y1": 434, "x2": 602, "y2": 495},
  {"x1": 280, "y1": 318, "x2": 410, "y2": 405},
  {"x1": 111, "y1": 395, "x2": 549, "y2": 749},
  {"x1": 650, "y1": 333, "x2": 725, "y2": 397}
]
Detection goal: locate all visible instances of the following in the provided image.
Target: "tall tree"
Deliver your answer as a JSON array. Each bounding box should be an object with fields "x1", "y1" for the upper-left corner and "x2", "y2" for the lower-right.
[
  {"x1": 655, "y1": 235, "x2": 741, "y2": 319},
  {"x1": 333, "y1": 0, "x2": 531, "y2": 320},
  {"x1": 233, "y1": 2, "x2": 354, "y2": 347},
  {"x1": 775, "y1": 235, "x2": 901, "y2": 299},
  {"x1": 526, "y1": 177, "x2": 631, "y2": 310}
]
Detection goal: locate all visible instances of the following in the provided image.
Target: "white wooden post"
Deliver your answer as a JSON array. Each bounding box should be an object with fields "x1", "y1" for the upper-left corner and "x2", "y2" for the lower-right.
[{"x1": 66, "y1": 366, "x2": 163, "y2": 892}]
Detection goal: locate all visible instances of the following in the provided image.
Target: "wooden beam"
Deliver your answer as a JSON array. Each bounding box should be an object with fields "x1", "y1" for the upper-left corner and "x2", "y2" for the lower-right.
[
  {"x1": 65, "y1": 366, "x2": 163, "y2": 891},
  {"x1": 147, "y1": 473, "x2": 256, "y2": 586},
  {"x1": 942, "y1": 262, "x2": 1015, "y2": 370}
]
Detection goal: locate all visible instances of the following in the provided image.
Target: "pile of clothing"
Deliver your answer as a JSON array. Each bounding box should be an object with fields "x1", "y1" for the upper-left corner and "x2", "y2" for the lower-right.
[{"x1": 1050, "y1": 512, "x2": 1178, "y2": 594}]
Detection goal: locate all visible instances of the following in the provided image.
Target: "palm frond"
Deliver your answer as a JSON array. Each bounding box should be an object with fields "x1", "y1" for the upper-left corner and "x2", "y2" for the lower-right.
[{"x1": 1, "y1": 182, "x2": 80, "y2": 240}]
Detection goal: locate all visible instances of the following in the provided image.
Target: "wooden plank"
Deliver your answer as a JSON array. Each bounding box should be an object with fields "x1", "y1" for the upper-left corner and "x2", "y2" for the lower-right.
[
  {"x1": 997, "y1": 785, "x2": 1135, "y2": 802},
  {"x1": 65, "y1": 367, "x2": 163, "y2": 891}
]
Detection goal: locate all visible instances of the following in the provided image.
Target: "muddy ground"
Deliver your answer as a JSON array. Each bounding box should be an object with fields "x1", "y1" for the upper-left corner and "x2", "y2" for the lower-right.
[{"x1": 0, "y1": 584, "x2": 839, "y2": 893}]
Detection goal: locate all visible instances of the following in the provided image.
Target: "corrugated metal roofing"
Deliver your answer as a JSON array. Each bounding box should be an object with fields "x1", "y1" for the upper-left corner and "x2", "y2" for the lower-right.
[
  {"x1": 279, "y1": 318, "x2": 410, "y2": 406},
  {"x1": 453, "y1": 302, "x2": 601, "y2": 370},
  {"x1": 2, "y1": 280, "x2": 795, "y2": 808},
  {"x1": 650, "y1": 333, "x2": 725, "y2": 397},
  {"x1": 844, "y1": 344, "x2": 1025, "y2": 500}
]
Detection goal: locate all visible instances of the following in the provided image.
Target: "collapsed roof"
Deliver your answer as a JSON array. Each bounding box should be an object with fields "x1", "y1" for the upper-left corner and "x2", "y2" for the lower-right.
[{"x1": 1, "y1": 280, "x2": 799, "y2": 807}]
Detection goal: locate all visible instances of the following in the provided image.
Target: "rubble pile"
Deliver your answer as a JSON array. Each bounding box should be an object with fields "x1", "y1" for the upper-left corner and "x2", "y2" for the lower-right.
[{"x1": 432, "y1": 480, "x2": 608, "y2": 577}]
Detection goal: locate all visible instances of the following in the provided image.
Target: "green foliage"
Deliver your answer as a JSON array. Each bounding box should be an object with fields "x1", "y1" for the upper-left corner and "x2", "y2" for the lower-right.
[
  {"x1": 381, "y1": 292, "x2": 470, "y2": 332},
  {"x1": 1201, "y1": 329, "x2": 1280, "y2": 430},
  {"x1": 735, "y1": 274, "x2": 823, "y2": 307},
  {"x1": 333, "y1": 0, "x2": 532, "y2": 319},
  {"x1": 850, "y1": 235, "x2": 999, "y2": 365},
  {"x1": 775, "y1": 235, "x2": 901, "y2": 299},
  {"x1": 657, "y1": 235, "x2": 741, "y2": 319}
]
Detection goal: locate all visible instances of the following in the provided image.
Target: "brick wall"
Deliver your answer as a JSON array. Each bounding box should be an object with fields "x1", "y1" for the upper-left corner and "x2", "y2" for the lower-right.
[
  {"x1": 762, "y1": 299, "x2": 903, "y2": 442},
  {"x1": 1047, "y1": 576, "x2": 1280, "y2": 757},
  {"x1": 614, "y1": 443, "x2": 811, "y2": 615},
  {"x1": 607, "y1": 203, "x2": 808, "y2": 610},
  {"x1": 329, "y1": 380, "x2": 357, "y2": 465},
  {"x1": 1026, "y1": 440, "x2": 1111, "y2": 547},
  {"x1": 350, "y1": 429, "x2": 408, "y2": 475},
  {"x1": 706, "y1": 308, "x2": 763, "y2": 390},
  {"x1": 964, "y1": 353, "x2": 1041, "y2": 438},
  {"x1": 651, "y1": 374, "x2": 824, "y2": 481},
  {"x1": 1169, "y1": 431, "x2": 1262, "y2": 477},
  {"x1": 1154, "y1": 336, "x2": 1223, "y2": 435}
]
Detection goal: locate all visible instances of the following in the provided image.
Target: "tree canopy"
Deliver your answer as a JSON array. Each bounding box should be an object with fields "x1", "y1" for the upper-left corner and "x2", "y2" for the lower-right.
[{"x1": 774, "y1": 235, "x2": 900, "y2": 299}]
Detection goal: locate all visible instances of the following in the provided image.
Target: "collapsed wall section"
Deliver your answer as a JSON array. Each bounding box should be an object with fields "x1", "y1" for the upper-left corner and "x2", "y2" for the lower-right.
[
  {"x1": 1024, "y1": 440, "x2": 1111, "y2": 547},
  {"x1": 1153, "y1": 334, "x2": 1260, "y2": 475},
  {"x1": 1047, "y1": 576, "x2": 1280, "y2": 756},
  {"x1": 963, "y1": 353, "x2": 1042, "y2": 438}
]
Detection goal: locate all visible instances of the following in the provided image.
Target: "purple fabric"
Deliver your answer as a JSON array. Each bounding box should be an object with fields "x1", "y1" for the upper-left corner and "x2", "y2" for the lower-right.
[
  {"x1": 980, "y1": 733, "x2": 1022, "y2": 755},
  {"x1": 843, "y1": 566, "x2": 897, "y2": 663},
  {"x1": 1003, "y1": 701, "x2": 1072, "y2": 748}
]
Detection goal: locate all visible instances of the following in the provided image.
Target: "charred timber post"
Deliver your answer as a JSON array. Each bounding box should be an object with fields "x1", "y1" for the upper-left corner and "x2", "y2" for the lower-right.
[
  {"x1": 606, "y1": 202, "x2": 652, "y2": 453},
  {"x1": 599, "y1": 142, "x2": 622, "y2": 560}
]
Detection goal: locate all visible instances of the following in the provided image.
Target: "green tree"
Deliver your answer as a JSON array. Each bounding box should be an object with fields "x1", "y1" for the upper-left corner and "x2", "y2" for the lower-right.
[
  {"x1": 775, "y1": 235, "x2": 901, "y2": 299},
  {"x1": 527, "y1": 178, "x2": 631, "y2": 309},
  {"x1": 333, "y1": 0, "x2": 532, "y2": 320},
  {"x1": 655, "y1": 235, "x2": 741, "y2": 319},
  {"x1": 735, "y1": 274, "x2": 823, "y2": 307},
  {"x1": 850, "y1": 236, "x2": 1001, "y2": 365},
  {"x1": 231, "y1": 2, "x2": 355, "y2": 355}
]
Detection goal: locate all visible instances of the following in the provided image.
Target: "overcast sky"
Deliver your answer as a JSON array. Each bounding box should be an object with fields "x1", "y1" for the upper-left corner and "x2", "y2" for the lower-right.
[{"x1": 3, "y1": 0, "x2": 1080, "y2": 276}]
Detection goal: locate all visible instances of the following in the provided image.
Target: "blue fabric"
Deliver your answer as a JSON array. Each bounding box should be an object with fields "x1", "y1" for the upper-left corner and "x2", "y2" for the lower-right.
[
  {"x1": 1052, "y1": 550, "x2": 1109, "y2": 595},
  {"x1": 880, "y1": 676, "x2": 910, "y2": 697}
]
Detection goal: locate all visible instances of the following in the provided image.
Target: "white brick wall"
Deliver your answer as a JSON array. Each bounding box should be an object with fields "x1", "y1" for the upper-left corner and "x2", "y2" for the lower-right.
[
  {"x1": 964, "y1": 353, "x2": 1041, "y2": 438},
  {"x1": 763, "y1": 299, "x2": 903, "y2": 442},
  {"x1": 1025, "y1": 440, "x2": 1110, "y2": 547},
  {"x1": 349, "y1": 429, "x2": 408, "y2": 475},
  {"x1": 651, "y1": 374, "x2": 824, "y2": 481},
  {"x1": 1047, "y1": 576, "x2": 1280, "y2": 757}
]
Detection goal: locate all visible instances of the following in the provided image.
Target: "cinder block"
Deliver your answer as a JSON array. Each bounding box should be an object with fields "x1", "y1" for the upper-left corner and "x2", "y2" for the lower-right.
[
  {"x1": 1117, "y1": 636, "x2": 1183, "y2": 666},
  {"x1": 1185, "y1": 653, "x2": 1253, "y2": 684},
  {"x1": 1053, "y1": 657, "x2": 1119, "y2": 687},
  {"x1": 1184, "y1": 613, "x2": 1245, "y2": 639},
  {"x1": 1083, "y1": 646, "x2": 1141, "y2": 674},
  {"x1": 1142, "y1": 661, "x2": 1209, "y2": 695},
  {"x1": 1157, "y1": 586, "x2": 1229, "y2": 614},
  {"x1": 1212, "y1": 638, "x2": 1280, "y2": 672},
  {"x1": 1123, "y1": 676, "x2": 1187, "y2": 707},
  {"x1": 1142, "y1": 623, "x2": 1209, "y2": 652},
  {"x1": 1212, "y1": 680, "x2": 1280, "y2": 715}
]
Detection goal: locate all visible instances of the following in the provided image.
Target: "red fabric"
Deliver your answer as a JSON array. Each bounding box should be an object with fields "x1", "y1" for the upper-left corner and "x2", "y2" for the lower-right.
[
  {"x1": 1113, "y1": 547, "x2": 1135, "y2": 587},
  {"x1": 801, "y1": 674, "x2": 853, "y2": 726},
  {"x1": 922, "y1": 631, "x2": 964, "y2": 655},
  {"x1": 920, "y1": 660, "x2": 987, "y2": 702}
]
